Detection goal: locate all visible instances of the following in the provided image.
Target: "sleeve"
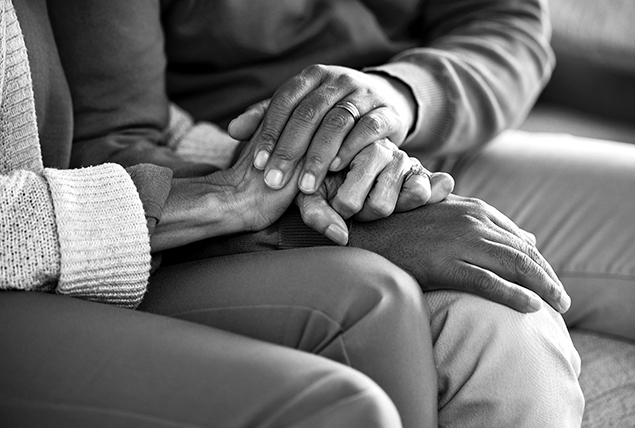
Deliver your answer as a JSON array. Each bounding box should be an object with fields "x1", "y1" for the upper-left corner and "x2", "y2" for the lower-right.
[
  {"x1": 0, "y1": 164, "x2": 157, "y2": 309},
  {"x1": 365, "y1": 0, "x2": 555, "y2": 157},
  {"x1": 47, "y1": 0, "x2": 233, "y2": 175}
]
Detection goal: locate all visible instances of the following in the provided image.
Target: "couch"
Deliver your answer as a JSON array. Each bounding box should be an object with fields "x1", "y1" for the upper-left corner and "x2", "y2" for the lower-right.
[{"x1": 518, "y1": 1, "x2": 635, "y2": 426}]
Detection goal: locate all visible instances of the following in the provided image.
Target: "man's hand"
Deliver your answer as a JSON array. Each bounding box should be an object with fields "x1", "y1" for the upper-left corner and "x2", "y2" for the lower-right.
[
  {"x1": 230, "y1": 99, "x2": 454, "y2": 245},
  {"x1": 228, "y1": 64, "x2": 417, "y2": 195},
  {"x1": 345, "y1": 194, "x2": 571, "y2": 314}
]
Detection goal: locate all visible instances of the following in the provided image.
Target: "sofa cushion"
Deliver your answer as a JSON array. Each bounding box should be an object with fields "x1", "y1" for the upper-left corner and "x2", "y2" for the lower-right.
[{"x1": 571, "y1": 330, "x2": 635, "y2": 427}]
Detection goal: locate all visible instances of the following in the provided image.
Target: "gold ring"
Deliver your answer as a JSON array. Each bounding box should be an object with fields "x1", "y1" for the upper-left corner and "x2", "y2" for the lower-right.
[{"x1": 333, "y1": 101, "x2": 361, "y2": 122}]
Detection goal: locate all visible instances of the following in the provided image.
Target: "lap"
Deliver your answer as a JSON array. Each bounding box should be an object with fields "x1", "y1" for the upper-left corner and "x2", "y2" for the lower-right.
[
  {"x1": 447, "y1": 130, "x2": 635, "y2": 339},
  {"x1": 0, "y1": 291, "x2": 399, "y2": 428},
  {"x1": 142, "y1": 246, "x2": 438, "y2": 428}
]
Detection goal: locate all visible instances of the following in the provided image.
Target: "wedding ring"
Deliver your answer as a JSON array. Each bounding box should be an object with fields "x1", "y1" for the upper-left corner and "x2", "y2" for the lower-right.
[
  {"x1": 403, "y1": 161, "x2": 430, "y2": 182},
  {"x1": 333, "y1": 101, "x2": 361, "y2": 122}
]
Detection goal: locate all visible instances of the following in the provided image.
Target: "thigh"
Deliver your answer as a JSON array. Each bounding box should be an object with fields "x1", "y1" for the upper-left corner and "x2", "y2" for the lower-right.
[
  {"x1": 0, "y1": 292, "x2": 400, "y2": 428},
  {"x1": 141, "y1": 246, "x2": 438, "y2": 428},
  {"x1": 449, "y1": 130, "x2": 635, "y2": 339}
]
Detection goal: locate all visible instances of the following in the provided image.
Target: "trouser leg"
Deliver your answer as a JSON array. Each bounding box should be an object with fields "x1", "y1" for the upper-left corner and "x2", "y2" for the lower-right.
[
  {"x1": 0, "y1": 292, "x2": 401, "y2": 428},
  {"x1": 449, "y1": 130, "x2": 635, "y2": 340},
  {"x1": 140, "y1": 246, "x2": 438, "y2": 428},
  {"x1": 427, "y1": 291, "x2": 584, "y2": 428}
]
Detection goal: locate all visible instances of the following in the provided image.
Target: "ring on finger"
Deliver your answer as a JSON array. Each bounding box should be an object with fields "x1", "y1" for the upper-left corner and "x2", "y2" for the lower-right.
[
  {"x1": 403, "y1": 161, "x2": 430, "y2": 182},
  {"x1": 333, "y1": 100, "x2": 361, "y2": 122}
]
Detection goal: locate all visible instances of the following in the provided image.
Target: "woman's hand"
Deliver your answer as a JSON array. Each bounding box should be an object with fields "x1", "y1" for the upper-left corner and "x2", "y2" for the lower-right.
[
  {"x1": 296, "y1": 140, "x2": 454, "y2": 245},
  {"x1": 228, "y1": 64, "x2": 417, "y2": 194},
  {"x1": 347, "y1": 195, "x2": 571, "y2": 314},
  {"x1": 152, "y1": 129, "x2": 302, "y2": 251}
]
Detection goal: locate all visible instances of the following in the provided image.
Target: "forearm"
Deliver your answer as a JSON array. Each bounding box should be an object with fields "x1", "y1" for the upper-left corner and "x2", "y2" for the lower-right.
[{"x1": 368, "y1": 0, "x2": 554, "y2": 156}]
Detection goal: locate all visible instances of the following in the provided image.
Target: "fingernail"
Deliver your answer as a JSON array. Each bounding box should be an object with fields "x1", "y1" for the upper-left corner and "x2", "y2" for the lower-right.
[
  {"x1": 254, "y1": 151, "x2": 269, "y2": 170},
  {"x1": 325, "y1": 224, "x2": 348, "y2": 246},
  {"x1": 265, "y1": 169, "x2": 283, "y2": 188},
  {"x1": 559, "y1": 293, "x2": 571, "y2": 313},
  {"x1": 528, "y1": 294, "x2": 543, "y2": 312},
  {"x1": 300, "y1": 173, "x2": 316, "y2": 193},
  {"x1": 329, "y1": 157, "x2": 341, "y2": 171}
]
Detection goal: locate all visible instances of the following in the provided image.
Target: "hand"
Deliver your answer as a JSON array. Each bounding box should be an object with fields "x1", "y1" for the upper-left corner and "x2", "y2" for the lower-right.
[
  {"x1": 230, "y1": 101, "x2": 454, "y2": 244},
  {"x1": 347, "y1": 195, "x2": 571, "y2": 314},
  {"x1": 152, "y1": 127, "x2": 303, "y2": 252},
  {"x1": 296, "y1": 146, "x2": 454, "y2": 245},
  {"x1": 229, "y1": 65, "x2": 416, "y2": 194}
]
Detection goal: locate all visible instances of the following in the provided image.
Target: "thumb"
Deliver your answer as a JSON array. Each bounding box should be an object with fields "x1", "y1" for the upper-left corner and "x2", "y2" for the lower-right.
[
  {"x1": 428, "y1": 172, "x2": 455, "y2": 204},
  {"x1": 296, "y1": 192, "x2": 349, "y2": 246},
  {"x1": 227, "y1": 99, "x2": 271, "y2": 140}
]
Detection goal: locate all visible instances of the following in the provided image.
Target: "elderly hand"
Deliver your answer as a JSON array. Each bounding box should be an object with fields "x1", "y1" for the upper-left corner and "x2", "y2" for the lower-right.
[
  {"x1": 230, "y1": 100, "x2": 454, "y2": 245},
  {"x1": 229, "y1": 65, "x2": 417, "y2": 195},
  {"x1": 346, "y1": 194, "x2": 571, "y2": 314}
]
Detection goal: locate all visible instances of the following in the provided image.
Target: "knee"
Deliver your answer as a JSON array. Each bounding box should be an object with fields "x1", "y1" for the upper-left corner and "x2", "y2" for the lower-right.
[
  {"x1": 339, "y1": 247, "x2": 426, "y2": 316},
  {"x1": 292, "y1": 366, "x2": 402, "y2": 428},
  {"x1": 427, "y1": 291, "x2": 584, "y2": 427}
]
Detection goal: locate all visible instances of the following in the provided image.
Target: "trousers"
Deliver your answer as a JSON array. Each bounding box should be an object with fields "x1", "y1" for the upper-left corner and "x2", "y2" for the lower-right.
[
  {"x1": 2, "y1": 130, "x2": 607, "y2": 427},
  {"x1": 1, "y1": 245, "x2": 583, "y2": 427},
  {"x1": 448, "y1": 130, "x2": 635, "y2": 341}
]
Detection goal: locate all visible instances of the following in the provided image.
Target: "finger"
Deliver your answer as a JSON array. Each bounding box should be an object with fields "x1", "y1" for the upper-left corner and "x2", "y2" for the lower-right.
[
  {"x1": 355, "y1": 150, "x2": 409, "y2": 221},
  {"x1": 296, "y1": 192, "x2": 349, "y2": 245},
  {"x1": 484, "y1": 206, "x2": 563, "y2": 289},
  {"x1": 457, "y1": 262, "x2": 545, "y2": 313},
  {"x1": 298, "y1": 99, "x2": 361, "y2": 194},
  {"x1": 476, "y1": 237, "x2": 569, "y2": 313},
  {"x1": 331, "y1": 141, "x2": 393, "y2": 219},
  {"x1": 252, "y1": 65, "x2": 326, "y2": 171},
  {"x1": 395, "y1": 172, "x2": 431, "y2": 212},
  {"x1": 228, "y1": 99, "x2": 271, "y2": 141},
  {"x1": 263, "y1": 68, "x2": 357, "y2": 190},
  {"x1": 428, "y1": 172, "x2": 455, "y2": 204},
  {"x1": 521, "y1": 230, "x2": 537, "y2": 246},
  {"x1": 330, "y1": 106, "x2": 400, "y2": 172}
]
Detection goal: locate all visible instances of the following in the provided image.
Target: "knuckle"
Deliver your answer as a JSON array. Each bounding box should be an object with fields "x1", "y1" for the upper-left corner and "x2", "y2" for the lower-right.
[
  {"x1": 336, "y1": 194, "x2": 364, "y2": 216},
  {"x1": 359, "y1": 114, "x2": 386, "y2": 137},
  {"x1": 470, "y1": 270, "x2": 499, "y2": 297},
  {"x1": 514, "y1": 252, "x2": 535, "y2": 277},
  {"x1": 273, "y1": 146, "x2": 299, "y2": 163},
  {"x1": 367, "y1": 199, "x2": 394, "y2": 218},
  {"x1": 292, "y1": 104, "x2": 320, "y2": 125},
  {"x1": 258, "y1": 128, "x2": 280, "y2": 148},
  {"x1": 304, "y1": 64, "x2": 326, "y2": 78},
  {"x1": 322, "y1": 111, "x2": 351, "y2": 129},
  {"x1": 270, "y1": 90, "x2": 297, "y2": 113},
  {"x1": 305, "y1": 152, "x2": 328, "y2": 170},
  {"x1": 335, "y1": 73, "x2": 355, "y2": 88}
]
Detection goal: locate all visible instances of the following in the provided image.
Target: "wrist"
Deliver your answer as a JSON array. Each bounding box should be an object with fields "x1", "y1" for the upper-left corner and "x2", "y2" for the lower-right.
[{"x1": 150, "y1": 174, "x2": 246, "y2": 251}]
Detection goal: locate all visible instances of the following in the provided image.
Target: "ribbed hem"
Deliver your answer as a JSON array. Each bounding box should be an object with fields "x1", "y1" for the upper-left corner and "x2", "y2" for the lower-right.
[
  {"x1": 44, "y1": 164, "x2": 151, "y2": 309},
  {"x1": 278, "y1": 206, "x2": 340, "y2": 250},
  {"x1": 364, "y1": 60, "x2": 453, "y2": 153}
]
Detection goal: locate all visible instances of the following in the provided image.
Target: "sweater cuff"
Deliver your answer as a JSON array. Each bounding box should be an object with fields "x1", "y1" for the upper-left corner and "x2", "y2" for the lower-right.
[
  {"x1": 43, "y1": 164, "x2": 151, "y2": 309},
  {"x1": 364, "y1": 61, "x2": 452, "y2": 153},
  {"x1": 278, "y1": 206, "x2": 339, "y2": 250}
]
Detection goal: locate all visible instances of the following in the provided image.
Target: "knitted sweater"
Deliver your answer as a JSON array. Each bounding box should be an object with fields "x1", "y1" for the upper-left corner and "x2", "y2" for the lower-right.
[{"x1": 0, "y1": 0, "x2": 151, "y2": 308}]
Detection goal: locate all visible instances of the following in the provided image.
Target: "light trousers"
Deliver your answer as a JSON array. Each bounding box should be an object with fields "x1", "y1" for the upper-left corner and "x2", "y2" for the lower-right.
[{"x1": 447, "y1": 130, "x2": 635, "y2": 341}]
